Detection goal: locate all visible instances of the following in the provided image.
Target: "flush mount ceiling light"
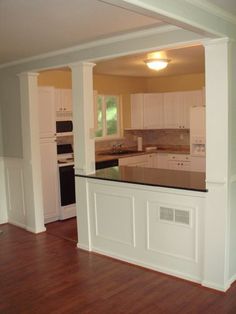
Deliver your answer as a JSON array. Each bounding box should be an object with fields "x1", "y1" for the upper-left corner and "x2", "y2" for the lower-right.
[{"x1": 145, "y1": 58, "x2": 170, "y2": 71}]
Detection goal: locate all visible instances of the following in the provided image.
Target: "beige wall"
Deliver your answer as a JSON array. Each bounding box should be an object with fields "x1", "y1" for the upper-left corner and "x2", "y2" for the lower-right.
[
  {"x1": 147, "y1": 73, "x2": 205, "y2": 93},
  {"x1": 38, "y1": 70, "x2": 204, "y2": 130},
  {"x1": 38, "y1": 70, "x2": 72, "y2": 88}
]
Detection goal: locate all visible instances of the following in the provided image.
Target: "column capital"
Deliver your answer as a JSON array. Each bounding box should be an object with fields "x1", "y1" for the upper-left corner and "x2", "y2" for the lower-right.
[
  {"x1": 17, "y1": 72, "x2": 39, "y2": 79},
  {"x1": 202, "y1": 37, "x2": 232, "y2": 48},
  {"x1": 69, "y1": 61, "x2": 96, "y2": 71}
]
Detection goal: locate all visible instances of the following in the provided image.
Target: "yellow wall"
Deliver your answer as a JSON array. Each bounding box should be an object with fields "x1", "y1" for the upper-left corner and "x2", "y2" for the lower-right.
[
  {"x1": 147, "y1": 73, "x2": 205, "y2": 93},
  {"x1": 38, "y1": 70, "x2": 72, "y2": 88}
]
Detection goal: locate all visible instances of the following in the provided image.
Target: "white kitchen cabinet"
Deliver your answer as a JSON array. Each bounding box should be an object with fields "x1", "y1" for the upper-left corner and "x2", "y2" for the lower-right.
[
  {"x1": 130, "y1": 93, "x2": 163, "y2": 129},
  {"x1": 130, "y1": 94, "x2": 144, "y2": 129},
  {"x1": 38, "y1": 87, "x2": 56, "y2": 138},
  {"x1": 182, "y1": 90, "x2": 203, "y2": 129},
  {"x1": 163, "y1": 90, "x2": 203, "y2": 129},
  {"x1": 143, "y1": 94, "x2": 163, "y2": 129},
  {"x1": 55, "y1": 89, "x2": 72, "y2": 112},
  {"x1": 119, "y1": 154, "x2": 149, "y2": 167},
  {"x1": 131, "y1": 90, "x2": 203, "y2": 130},
  {"x1": 119, "y1": 153, "x2": 157, "y2": 168},
  {"x1": 40, "y1": 137, "x2": 59, "y2": 223},
  {"x1": 163, "y1": 92, "x2": 183, "y2": 129},
  {"x1": 191, "y1": 156, "x2": 205, "y2": 172},
  {"x1": 168, "y1": 154, "x2": 191, "y2": 171},
  {"x1": 156, "y1": 153, "x2": 169, "y2": 169}
]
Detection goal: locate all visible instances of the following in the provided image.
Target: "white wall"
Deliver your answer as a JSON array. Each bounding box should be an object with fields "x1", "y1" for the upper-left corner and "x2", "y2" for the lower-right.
[{"x1": 228, "y1": 41, "x2": 236, "y2": 282}]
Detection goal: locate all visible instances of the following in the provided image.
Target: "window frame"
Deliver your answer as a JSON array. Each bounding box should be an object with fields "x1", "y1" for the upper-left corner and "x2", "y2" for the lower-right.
[{"x1": 95, "y1": 94, "x2": 122, "y2": 141}]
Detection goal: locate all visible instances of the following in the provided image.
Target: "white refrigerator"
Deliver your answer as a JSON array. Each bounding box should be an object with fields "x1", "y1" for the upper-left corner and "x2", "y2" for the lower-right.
[{"x1": 190, "y1": 106, "x2": 206, "y2": 172}]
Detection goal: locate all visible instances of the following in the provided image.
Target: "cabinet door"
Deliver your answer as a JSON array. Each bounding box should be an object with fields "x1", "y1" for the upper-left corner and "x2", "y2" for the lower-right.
[
  {"x1": 163, "y1": 92, "x2": 183, "y2": 128},
  {"x1": 182, "y1": 90, "x2": 203, "y2": 128},
  {"x1": 61, "y1": 89, "x2": 72, "y2": 112},
  {"x1": 169, "y1": 161, "x2": 190, "y2": 171},
  {"x1": 38, "y1": 87, "x2": 56, "y2": 138},
  {"x1": 40, "y1": 138, "x2": 59, "y2": 223},
  {"x1": 143, "y1": 93, "x2": 163, "y2": 129},
  {"x1": 191, "y1": 156, "x2": 205, "y2": 172},
  {"x1": 119, "y1": 154, "x2": 148, "y2": 166},
  {"x1": 130, "y1": 94, "x2": 144, "y2": 129},
  {"x1": 54, "y1": 89, "x2": 62, "y2": 112},
  {"x1": 156, "y1": 153, "x2": 169, "y2": 169}
]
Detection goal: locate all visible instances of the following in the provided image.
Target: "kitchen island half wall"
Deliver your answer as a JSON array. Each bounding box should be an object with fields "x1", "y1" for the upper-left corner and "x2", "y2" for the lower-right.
[{"x1": 76, "y1": 167, "x2": 206, "y2": 286}]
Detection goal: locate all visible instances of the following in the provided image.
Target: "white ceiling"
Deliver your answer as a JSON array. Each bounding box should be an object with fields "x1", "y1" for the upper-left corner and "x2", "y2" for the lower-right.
[
  {"x1": 0, "y1": 0, "x2": 164, "y2": 65},
  {"x1": 0, "y1": 0, "x2": 235, "y2": 67},
  {"x1": 206, "y1": 0, "x2": 236, "y2": 15},
  {"x1": 94, "y1": 45, "x2": 205, "y2": 77}
]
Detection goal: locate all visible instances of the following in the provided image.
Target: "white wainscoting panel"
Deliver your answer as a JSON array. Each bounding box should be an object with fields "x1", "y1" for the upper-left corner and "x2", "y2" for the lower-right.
[
  {"x1": 0, "y1": 157, "x2": 8, "y2": 224},
  {"x1": 5, "y1": 158, "x2": 26, "y2": 228},
  {"x1": 146, "y1": 202, "x2": 197, "y2": 262},
  {"x1": 94, "y1": 191, "x2": 135, "y2": 247},
  {"x1": 86, "y1": 179, "x2": 205, "y2": 285}
]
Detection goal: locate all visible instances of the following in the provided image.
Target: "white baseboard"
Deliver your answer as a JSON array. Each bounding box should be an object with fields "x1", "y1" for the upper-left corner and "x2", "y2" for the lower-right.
[
  {"x1": 77, "y1": 243, "x2": 91, "y2": 251},
  {"x1": 8, "y1": 219, "x2": 26, "y2": 230},
  {"x1": 92, "y1": 246, "x2": 201, "y2": 286},
  {"x1": 60, "y1": 204, "x2": 76, "y2": 220},
  {"x1": 201, "y1": 280, "x2": 231, "y2": 292},
  {"x1": 0, "y1": 157, "x2": 8, "y2": 224},
  {"x1": 26, "y1": 226, "x2": 46, "y2": 234},
  {"x1": 44, "y1": 215, "x2": 59, "y2": 224}
]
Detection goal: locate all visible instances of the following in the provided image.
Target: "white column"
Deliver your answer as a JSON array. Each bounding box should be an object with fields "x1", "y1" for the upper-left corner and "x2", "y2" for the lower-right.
[
  {"x1": 203, "y1": 39, "x2": 230, "y2": 291},
  {"x1": 69, "y1": 62, "x2": 96, "y2": 251},
  {"x1": 69, "y1": 62, "x2": 96, "y2": 175},
  {"x1": 19, "y1": 72, "x2": 46, "y2": 233}
]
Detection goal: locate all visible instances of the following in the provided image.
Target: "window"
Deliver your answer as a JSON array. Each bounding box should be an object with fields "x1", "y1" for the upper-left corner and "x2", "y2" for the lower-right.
[{"x1": 95, "y1": 95, "x2": 120, "y2": 139}]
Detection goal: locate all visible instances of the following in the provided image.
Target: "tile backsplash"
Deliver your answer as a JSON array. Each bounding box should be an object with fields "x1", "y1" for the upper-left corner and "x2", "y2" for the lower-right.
[{"x1": 95, "y1": 129, "x2": 189, "y2": 151}]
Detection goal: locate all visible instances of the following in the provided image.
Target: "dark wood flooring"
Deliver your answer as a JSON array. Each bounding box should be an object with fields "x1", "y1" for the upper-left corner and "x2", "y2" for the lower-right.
[
  {"x1": 1, "y1": 223, "x2": 236, "y2": 314},
  {"x1": 46, "y1": 218, "x2": 78, "y2": 243}
]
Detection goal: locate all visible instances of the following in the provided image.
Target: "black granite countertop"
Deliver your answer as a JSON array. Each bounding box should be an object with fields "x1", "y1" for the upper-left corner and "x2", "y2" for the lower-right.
[{"x1": 77, "y1": 166, "x2": 207, "y2": 192}]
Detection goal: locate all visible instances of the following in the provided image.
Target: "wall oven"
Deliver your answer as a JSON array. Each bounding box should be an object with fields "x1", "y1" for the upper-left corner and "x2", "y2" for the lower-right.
[
  {"x1": 57, "y1": 143, "x2": 76, "y2": 220},
  {"x1": 56, "y1": 120, "x2": 73, "y2": 135}
]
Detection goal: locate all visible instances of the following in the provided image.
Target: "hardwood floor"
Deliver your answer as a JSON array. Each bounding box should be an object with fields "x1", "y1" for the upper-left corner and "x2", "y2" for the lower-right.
[
  {"x1": 1, "y1": 223, "x2": 236, "y2": 314},
  {"x1": 46, "y1": 218, "x2": 78, "y2": 243}
]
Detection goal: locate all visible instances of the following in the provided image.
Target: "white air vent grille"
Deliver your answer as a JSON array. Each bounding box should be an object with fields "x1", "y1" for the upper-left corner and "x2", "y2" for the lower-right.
[
  {"x1": 160, "y1": 207, "x2": 174, "y2": 222},
  {"x1": 175, "y1": 209, "x2": 190, "y2": 225},
  {"x1": 159, "y1": 206, "x2": 190, "y2": 226}
]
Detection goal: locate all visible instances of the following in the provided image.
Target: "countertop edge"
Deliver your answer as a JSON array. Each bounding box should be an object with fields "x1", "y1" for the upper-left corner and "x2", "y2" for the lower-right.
[{"x1": 76, "y1": 172, "x2": 208, "y2": 193}]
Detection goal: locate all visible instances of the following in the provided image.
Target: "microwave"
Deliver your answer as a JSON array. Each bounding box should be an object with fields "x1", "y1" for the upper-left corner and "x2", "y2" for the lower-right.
[{"x1": 56, "y1": 120, "x2": 73, "y2": 133}]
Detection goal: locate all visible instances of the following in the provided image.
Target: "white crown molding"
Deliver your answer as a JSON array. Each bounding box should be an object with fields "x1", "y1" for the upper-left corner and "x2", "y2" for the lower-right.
[
  {"x1": 186, "y1": 0, "x2": 236, "y2": 25},
  {"x1": 0, "y1": 24, "x2": 178, "y2": 70}
]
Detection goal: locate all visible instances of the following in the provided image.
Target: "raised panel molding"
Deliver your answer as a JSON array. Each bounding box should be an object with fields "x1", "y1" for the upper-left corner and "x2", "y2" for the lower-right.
[
  {"x1": 146, "y1": 201, "x2": 198, "y2": 263},
  {"x1": 94, "y1": 191, "x2": 136, "y2": 247},
  {"x1": 5, "y1": 158, "x2": 26, "y2": 228}
]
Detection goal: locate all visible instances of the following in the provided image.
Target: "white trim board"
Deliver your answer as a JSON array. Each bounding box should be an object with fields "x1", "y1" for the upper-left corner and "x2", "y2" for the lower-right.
[{"x1": 0, "y1": 157, "x2": 8, "y2": 224}]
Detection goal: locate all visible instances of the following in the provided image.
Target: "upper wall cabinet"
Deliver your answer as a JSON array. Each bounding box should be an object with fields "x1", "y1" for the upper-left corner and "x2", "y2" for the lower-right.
[
  {"x1": 131, "y1": 94, "x2": 144, "y2": 129},
  {"x1": 38, "y1": 87, "x2": 56, "y2": 138},
  {"x1": 131, "y1": 93, "x2": 163, "y2": 129},
  {"x1": 143, "y1": 93, "x2": 164, "y2": 129},
  {"x1": 130, "y1": 90, "x2": 204, "y2": 130},
  {"x1": 55, "y1": 89, "x2": 72, "y2": 112}
]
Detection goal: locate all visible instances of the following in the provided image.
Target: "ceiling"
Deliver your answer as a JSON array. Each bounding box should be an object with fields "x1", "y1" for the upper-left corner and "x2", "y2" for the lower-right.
[
  {"x1": 0, "y1": 0, "x2": 164, "y2": 65},
  {"x1": 94, "y1": 45, "x2": 205, "y2": 77},
  {"x1": 206, "y1": 0, "x2": 236, "y2": 15},
  {"x1": 0, "y1": 0, "x2": 235, "y2": 66}
]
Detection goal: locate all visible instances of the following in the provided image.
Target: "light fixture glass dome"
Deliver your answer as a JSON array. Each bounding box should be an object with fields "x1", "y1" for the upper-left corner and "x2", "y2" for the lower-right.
[{"x1": 145, "y1": 58, "x2": 170, "y2": 71}]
